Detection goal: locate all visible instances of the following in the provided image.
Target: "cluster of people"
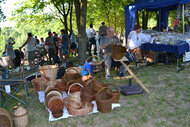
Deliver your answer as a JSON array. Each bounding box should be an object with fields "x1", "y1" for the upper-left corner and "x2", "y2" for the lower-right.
[{"x1": 19, "y1": 29, "x2": 78, "y2": 70}]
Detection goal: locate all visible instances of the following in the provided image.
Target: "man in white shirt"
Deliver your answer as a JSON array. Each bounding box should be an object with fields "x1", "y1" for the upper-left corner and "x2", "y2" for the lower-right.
[
  {"x1": 86, "y1": 24, "x2": 96, "y2": 56},
  {"x1": 127, "y1": 25, "x2": 152, "y2": 63}
]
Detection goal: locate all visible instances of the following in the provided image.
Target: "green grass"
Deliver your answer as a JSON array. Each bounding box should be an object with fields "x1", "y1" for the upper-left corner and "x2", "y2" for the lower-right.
[{"x1": 2, "y1": 58, "x2": 190, "y2": 127}]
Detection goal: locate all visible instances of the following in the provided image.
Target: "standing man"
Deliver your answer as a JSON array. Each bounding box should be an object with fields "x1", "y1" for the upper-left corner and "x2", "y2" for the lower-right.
[
  {"x1": 45, "y1": 31, "x2": 56, "y2": 64},
  {"x1": 59, "y1": 29, "x2": 69, "y2": 62},
  {"x1": 100, "y1": 27, "x2": 125, "y2": 79},
  {"x1": 98, "y1": 22, "x2": 107, "y2": 38},
  {"x1": 19, "y1": 33, "x2": 36, "y2": 70},
  {"x1": 86, "y1": 24, "x2": 96, "y2": 56}
]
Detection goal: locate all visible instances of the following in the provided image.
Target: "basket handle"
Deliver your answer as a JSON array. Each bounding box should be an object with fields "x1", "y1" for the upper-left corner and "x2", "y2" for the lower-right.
[
  {"x1": 107, "y1": 84, "x2": 120, "y2": 93},
  {"x1": 66, "y1": 67, "x2": 79, "y2": 74},
  {"x1": 93, "y1": 75, "x2": 102, "y2": 81},
  {"x1": 40, "y1": 69, "x2": 51, "y2": 82},
  {"x1": 85, "y1": 55, "x2": 102, "y2": 63},
  {"x1": 81, "y1": 68, "x2": 91, "y2": 76},
  {"x1": 68, "y1": 83, "x2": 83, "y2": 95},
  {"x1": 96, "y1": 87, "x2": 112, "y2": 100}
]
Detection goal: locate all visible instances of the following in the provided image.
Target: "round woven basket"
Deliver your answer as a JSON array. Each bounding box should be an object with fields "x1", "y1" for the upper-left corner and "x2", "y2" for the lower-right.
[
  {"x1": 92, "y1": 76, "x2": 108, "y2": 92},
  {"x1": 61, "y1": 72, "x2": 82, "y2": 83},
  {"x1": 39, "y1": 64, "x2": 58, "y2": 82},
  {"x1": 44, "y1": 86, "x2": 62, "y2": 99},
  {"x1": 96, "y1": 87, "x2": 113, "y2": 113},
  {"x1": 48, "y1": 96, "x2": 64, "y2": 112},
  {"x1": 45, "y1": 90, "x2": 63, "y2": 107},
  {"x1": 31, "y1": 72, "x2": 49, "y2": 91},
  {"x1": 85, "y1": 55, "x2": 103, "y2": 66},
  {"x1": 107, "y1": 84, "x2": 120, "y2": 103},
  {"x1": 55, "y1": 79, "x2": 67, "y2": 92},
  {"x1": 11, "y1": 106, "x2": 28, "y2": 127},
  {"x1": 0, "y1": 108, "x2": 13, "y2": 127},
  {"x1": 63, "y1": 97, "x2": 94, "y2": 116},
  {"x1": 81, "y1": 79, "x2": 95, "y2": 102},
  {"x1": 111, "y1": 44, "x2": 126, "y2": 60}
]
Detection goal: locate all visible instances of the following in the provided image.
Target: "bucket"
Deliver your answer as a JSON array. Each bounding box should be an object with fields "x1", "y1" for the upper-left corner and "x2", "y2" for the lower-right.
[
  {"x1": 84, "y1": 63, "x2": 92, "y2": 75},
  {"x1": 12, "y1": 105, "x2": 28, "y2": 127}
]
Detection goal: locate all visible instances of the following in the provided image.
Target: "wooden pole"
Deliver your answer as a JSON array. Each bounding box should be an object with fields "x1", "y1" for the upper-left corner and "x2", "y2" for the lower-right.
[{"x1": 120, "y1": 61, "x2": 150, "y2": 94}]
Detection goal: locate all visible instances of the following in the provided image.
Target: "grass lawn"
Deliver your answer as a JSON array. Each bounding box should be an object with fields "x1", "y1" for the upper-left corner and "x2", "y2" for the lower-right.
[{"x1": 2, "y1": 57, "x2": 190, "y2": 127}]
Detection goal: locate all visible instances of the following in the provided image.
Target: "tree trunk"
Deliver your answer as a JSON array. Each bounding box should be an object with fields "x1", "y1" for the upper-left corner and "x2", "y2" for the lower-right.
[
  {"x1": 145, "y1": 10, "x2": 149, "y2": 30},
  {"x1": 69, "y1": 3, "x2": 73, "y2": 37},
  {"x1": 136, "y1": 11, "x2": 139, "y2": 25},
  {"x1": 74, "y1": 0, "x2": 87, "y2": 65},
  {"x1": 142, "y1": 9, "x2": 145, "y2": 29}
]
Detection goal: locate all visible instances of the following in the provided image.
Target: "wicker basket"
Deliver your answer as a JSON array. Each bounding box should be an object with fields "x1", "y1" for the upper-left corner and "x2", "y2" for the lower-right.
[
  {"x1": 52, "y1": 110, "x2": 63, "y2": 118},
  {"x1": 44, "y1": 86, "x2": 62, "y2": 99},
  {"x1": 0, "y1": 108, "x2": 13, "y2": 127},
  {"x1": 96, "y1": 87, "x2": 113, "y2": 113},
  {"x1": 92, "y1": 76, "x2": 108, "y2": 92},
  {"x1": 39, "y1": 64, "x2": 58, "y2": 82},
  {"x1": 11, "y1": 105, "x2": 28, "y2": 127},
  {"x1": 66, "y1": 79, "x2": 83, "y2": 93},
  {"x1": 81, "y1": 68, "x2": 92, "y2": 82},
  {"x1": 86, "y1": 55, "x2": 103, "y2": 73},
  {"x1": 107, "y1": 84, "x2": 120, "y2": 103},
  {"x1": 31, "y1": 72, "x2": 49, "y2": 91},
  {"x1": 48, "y1": 96, "x2": 64, "y2": 112},
  {"x1": 81, "y1": 79, "x2": 95, "y2": 102},
  {"x1": 111, "y1": 44, "x2": 126, "y2": 60},
  {"x1": 66, "y1": 67, "x2": 81, "y2": 74},
  {"x1": 55, "y1": 79, "x2": 67, "y2": 92},
  {"x1": 45, "y1": 90, "x2": 63, "y2": 107},
  {"x1": 61, "y1": 72, "x2": 82, "y2": 83},
  {"x1": 63, "y1": 97, "x2": 94, "y2": 116}
]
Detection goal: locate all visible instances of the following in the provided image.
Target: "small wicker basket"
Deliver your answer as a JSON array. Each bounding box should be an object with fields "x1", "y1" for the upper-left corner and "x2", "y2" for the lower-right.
[{"x1": 96, "y1": 87, "x2": 113, "y2": 113}]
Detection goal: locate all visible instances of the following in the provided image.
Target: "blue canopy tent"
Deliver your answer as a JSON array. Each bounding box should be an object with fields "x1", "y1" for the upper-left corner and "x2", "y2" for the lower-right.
[{"x1": 125, "y1": 0, "x2": 190, "y2": 38}]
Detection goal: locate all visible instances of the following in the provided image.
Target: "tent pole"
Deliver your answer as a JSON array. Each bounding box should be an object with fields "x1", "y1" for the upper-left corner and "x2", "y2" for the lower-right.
[{"x1": 182, "y1": 4, "x2": 185, "y2": 34}]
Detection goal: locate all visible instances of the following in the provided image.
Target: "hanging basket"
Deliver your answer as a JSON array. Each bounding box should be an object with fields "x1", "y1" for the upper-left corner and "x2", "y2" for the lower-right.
[
  {"x1": 111, "y1": 44, "x2": 126, "y2": 60},
  {"x1": 31, "y1": 72, "x2": 49, "y2": 91},
  {"x1": 55, "y1": 79, "x2": 67, "y2": 92},
  {"x1": 11, "y1": 105, "x2": 28, "y2": 127},
  {"x1": 63, "y1": 97, "x2": 94, "y2": 116},
  {"x1": 92, "y1": 76, "x2": 108, "y2": 92},
  {"x1": 107, "y1": 84, "x2": 120, "y2": 103},
  {"x1": 81, "y1": 79, "x2": 95, "y2": 102},
  {"x1": 81, "y1": 68, "x2": 92, "y2": 82},
  {"x1": 96, "y1": 87, "x2": 113, "y2": 113},
  {"x1": 0, "y1": 108, "x2": 13, "y2": 127},
  {"x1": 39, "y1": 64, "x2": 58, "y2": 82},
  {"x1": 45, "y1": 90, "x2": 63, "y2": 108}
]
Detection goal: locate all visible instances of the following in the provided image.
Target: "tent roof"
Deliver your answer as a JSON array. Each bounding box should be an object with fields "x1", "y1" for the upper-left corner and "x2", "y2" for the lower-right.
[{"x1": 129, "y1": 0, "x2": 190, "y2": 11}]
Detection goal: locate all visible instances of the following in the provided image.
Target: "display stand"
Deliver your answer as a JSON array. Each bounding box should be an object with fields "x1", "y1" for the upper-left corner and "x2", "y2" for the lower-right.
[{"x1": 119, "y1": 79, "x2": 143, "y2": 95}]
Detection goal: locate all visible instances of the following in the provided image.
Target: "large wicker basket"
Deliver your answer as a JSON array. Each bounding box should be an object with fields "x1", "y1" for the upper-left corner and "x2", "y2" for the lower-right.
[
  {"x1": 96, "y1": 87, "x2": 113, "y2": 113},
  {"x1": 48, "y1": 96, "x2": 64, "y2": 112},
  {"x1": 107, "y1": 84, "x2": 120, "y2": 103},
  {"x1": 63, "y1": 97, "x2": 94, "y2": 116},
  {"x1": 0, "y1": 108, "x2": 13, "y2": 127},
  {"x1": 92, "y1": 76, "x2": 108, "y2": 92},
  {"x1": 11, "y1": 106, "x2": 28, "y2": 127},
  {"x1": 39, "y1": 65, "x2": 58, "y2": 83}
]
